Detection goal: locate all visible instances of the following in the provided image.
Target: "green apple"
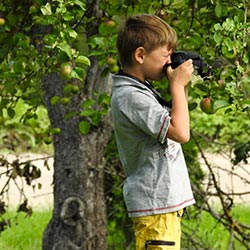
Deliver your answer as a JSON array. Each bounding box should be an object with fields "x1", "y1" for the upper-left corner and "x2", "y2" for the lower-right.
[
  {"x1": 0, "y1": 18, "x2": 5, "y2": 26},
  {"x1": 217, "y1": 79, "x2": 225, "y2": 90},
  {"x1": 71, "y1": 85, "x2": 80, "y2": 94},
  {"x1": 44, "y1": 137, "x2": 52, "y2": 145},
  {"x1": 60, "y1": 97, "x2": 70, "y2": 105},
  {"x1": 51, "y1": 128, "x2": 61, "y2": 134},
  {"x1": 109, "y1": 64, "x2": 119, "y2": 73},
  {"x1": 60, "y1": 63, "x2": 72, "y2": 80},
  {"x1": 172, "y1": 19, "x2": 179, "y2": 27}
]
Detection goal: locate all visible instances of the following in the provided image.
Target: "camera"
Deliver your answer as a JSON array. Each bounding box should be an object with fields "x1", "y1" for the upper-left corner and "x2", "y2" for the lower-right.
[{"x1": 164, "y1": 51, "x2": 211, "y2": 78}]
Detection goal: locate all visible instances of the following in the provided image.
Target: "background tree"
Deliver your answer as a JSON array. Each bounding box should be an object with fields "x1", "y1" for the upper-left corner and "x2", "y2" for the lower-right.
[{"x1": 0, "y1": 0, "x2": 249, "y2": 249}]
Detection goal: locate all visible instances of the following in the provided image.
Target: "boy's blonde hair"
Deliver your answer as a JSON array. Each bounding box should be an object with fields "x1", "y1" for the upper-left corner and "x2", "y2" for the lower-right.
[{"x1": 117, "y1": 14, "x2": 177, "y2": 68}]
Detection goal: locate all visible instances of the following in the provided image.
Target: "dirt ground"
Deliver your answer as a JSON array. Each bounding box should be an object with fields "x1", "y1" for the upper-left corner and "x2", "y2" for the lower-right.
[
  {"x1": 1, "y1": 153, "x2": 54, "y2": 210},
  {"x1": 1, "y1": 152, "x2": 250, "y2": 210},
  {"x1": 199, "y1": 152, "x2": 250, "y2": 205}
]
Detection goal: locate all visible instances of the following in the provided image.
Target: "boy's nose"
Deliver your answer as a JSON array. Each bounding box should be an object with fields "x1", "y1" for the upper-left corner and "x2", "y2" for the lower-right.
[{"x1": 165, "y1": 56, "x2": 171, "y2": 64}]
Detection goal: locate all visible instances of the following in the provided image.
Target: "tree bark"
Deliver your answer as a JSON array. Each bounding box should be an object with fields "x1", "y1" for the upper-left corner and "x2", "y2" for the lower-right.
[
  {"x1": 41, "y1": 0, "x2": 113, "y2": 248},
  {"x1": 42, "y1": 59, "x2": 113, "y2": 250}
]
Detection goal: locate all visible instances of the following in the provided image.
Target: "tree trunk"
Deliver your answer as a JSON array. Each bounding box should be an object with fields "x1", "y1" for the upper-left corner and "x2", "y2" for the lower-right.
[{"x1": 42, "y1": 58, "x2": 113, "y2": 250}]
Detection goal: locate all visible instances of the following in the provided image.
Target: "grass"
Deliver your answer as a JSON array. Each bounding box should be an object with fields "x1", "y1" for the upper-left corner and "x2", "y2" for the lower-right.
[
  {"x1": 0, "y1": 209, "x2": 52, "y2": 250},
  {"x1": 183, "y1": 205, "x2": 250, "y2": 250},
  {"x1": 0, "y1": 205, "x2": 249, "y2": 250}
]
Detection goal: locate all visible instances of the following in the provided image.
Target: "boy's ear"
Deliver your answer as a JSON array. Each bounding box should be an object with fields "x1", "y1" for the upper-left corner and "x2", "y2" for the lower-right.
[{"x1": 134, "y1": 47, "x2": 146, "y2": 64}]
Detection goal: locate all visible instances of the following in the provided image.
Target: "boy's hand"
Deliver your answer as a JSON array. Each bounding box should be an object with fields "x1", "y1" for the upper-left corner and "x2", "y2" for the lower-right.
[
  {"x1": 166, "y1": 59, "x2": 194, "y2": 87},
  {"x1": 165, "y1": 59, "x2": 193, "y2": 143}
]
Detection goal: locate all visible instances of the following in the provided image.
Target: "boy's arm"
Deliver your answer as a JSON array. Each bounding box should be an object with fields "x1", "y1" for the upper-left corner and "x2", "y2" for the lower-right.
[{"x1": 166, "y1": 59, "x2": 193, "y2": 143}]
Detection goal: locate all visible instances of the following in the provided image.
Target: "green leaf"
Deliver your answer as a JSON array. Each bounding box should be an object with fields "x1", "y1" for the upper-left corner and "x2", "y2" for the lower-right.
[
  {"x1": 74, "y1": 0, "x2": 86, "y2": 10},
  {"x1": 7, "y1": 107, "x2": 15, "y2": 118},
  {"x1": 222, "y1": 18, "x2": 235, "y2": 32},
  {"x1": 80, "y1": 109, "x2": 96, "y2": 117},
  {"x1": 213, "y1": 32, "x2": 222, "y2": 44},
  {"x1": 78, "y1": 120, "x2": 91, "y2": 134},
  {"x1": 222, "y1": 46, "x2": 235, "y2": 59},
  {"x1": 163, "y1": 0, "x2": 171, "y2": 4},
  {"x1": 213, "y1": 100, "x2": 230, "y2": 110},
  {"x1": 195, "y1": 83, "x2": 209, "y2": 93},
  {"x1": 75, "y1": 56, "x2": 91, "y2": 66},
  {"x1": 172, "y1": 0, "x2": 186, "y2": 8},
  {"x1": 71, "y1": 67, "x2": 84, "y2": 81},
  {"x1": 41, "y1": 3, "x2": 52, "y2": 16},
  {"x1": 68, "y1": 29, "x2": 78, "y2": 39},
  {"x1": 214, "y1": 23, "x2": 222, "y2": 31},
  {"x1": 57, "y1": 43, "x2": 72, "y2": 59},
  {"x1": 215, "y1": 4, "x2": 222, "y2": 18},
  {"x1": 82, "y1": 99, "x2": 95, "y2": 108},
  {"x1": 91, "y1": 113, "x2": 101, "y2": 126},
  {"x1": 65, "y1": 111, "x2": 78, "y2": 120},
  {"x1": 189, "y1": 102, "x2": 198, "y2": 111},
  {"x1": 93, "y1": 37, "x2": 105, "y2": 47},
  {"x1": 50, "y1": 96, "x2": 60, "y2": 105},
  {"x1": 98, "y1": 93, "x2": 111, "y2": 106}
]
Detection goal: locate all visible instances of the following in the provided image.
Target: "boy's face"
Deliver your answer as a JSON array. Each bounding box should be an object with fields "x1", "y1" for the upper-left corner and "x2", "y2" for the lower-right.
[{"x1": 142, "y1": 45, "x2": 172, "y2": 81}]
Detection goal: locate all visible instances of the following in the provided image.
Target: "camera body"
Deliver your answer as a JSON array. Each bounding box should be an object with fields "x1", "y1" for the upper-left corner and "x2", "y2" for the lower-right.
[{"x1": 164, "y1": 51, "x2": 210, "y2": 78}]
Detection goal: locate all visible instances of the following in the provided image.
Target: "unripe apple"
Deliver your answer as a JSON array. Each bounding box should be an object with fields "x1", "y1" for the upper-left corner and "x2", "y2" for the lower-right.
[
  {"x1": 105, "y1": 20, "x2": 116, "y2": 27},
  {"x1": 200, "y1": 97, "x2": 215, "y2": 114},
  {"x1": 44, "y1": 137, "x2": 52, "y2": 145},
  {"x1": 26, "y1": 110, "x2": 34, "y2": 119},
  {"x1": 172, "y1": 18, "x2": 179, "y2": 27},
  {"x1": 156, "y1": 9, "x2": 170, "y2": 20},
  {"x1": 0, "y1": 18, "x2": 5, "y2": 26},
  {"x1": 106, "y1": 56, "x2": 116, "y2": 65},
  {"x1": 60, "y1": 97, "x2": 70, "y2": 105},
  {"x1": 235, "y1": 60, "x2": 239, "y2": 66},
  {"x1": 60, "y1": 63, "x2": 72, "y2": 80},
  {"x1": 217, "y1": 79, "x2": 225, "y2": 90},
  {"x1": 109, "y1": 64, "x2": 119, "y2": 73},
  {"x1": 51, "y1": 127, "x2": 61, "y2": 134},
  {"x1": 71, "y1": 85, "x2": 80, "y2": 94}
]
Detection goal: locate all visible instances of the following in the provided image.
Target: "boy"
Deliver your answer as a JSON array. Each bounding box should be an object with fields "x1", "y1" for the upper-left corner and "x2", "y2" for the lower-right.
[{"x1": 111, "y1": 14, "x2": 195, "y2": 250}]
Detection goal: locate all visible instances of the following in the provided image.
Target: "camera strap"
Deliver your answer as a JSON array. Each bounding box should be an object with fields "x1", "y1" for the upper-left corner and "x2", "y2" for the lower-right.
[{"x1": 116, "y1": 71, "x2": 172, "y2": 108}]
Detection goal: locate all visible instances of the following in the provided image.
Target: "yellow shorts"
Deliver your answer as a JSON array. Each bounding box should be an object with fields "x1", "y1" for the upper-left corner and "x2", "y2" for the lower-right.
[{"x1": 132, "y1": 211, "x2": 183, "y2": 250}]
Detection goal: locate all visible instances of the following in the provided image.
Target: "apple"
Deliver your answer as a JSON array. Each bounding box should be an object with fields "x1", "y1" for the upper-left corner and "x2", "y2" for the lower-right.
[
  {"x1": 235, "y1": 60, "x2": 239, "y2": 66},
  {"x1": 217, "y1": 79, "x2": 225, "y2": 90},
  {"x1": 60, "y1": 97, "x2": 70, "y2": 105},
  {"x1": 105, "y1": 20, "x2": 116, "y2": 27},
  {"x1": 156, "y1": 9, "x2": 170, "y2": 20},
  {"x1": 109, "y1": 64, "x2": 119, "y2": 73},
  {"x1": 44, "y1": 137, "x2": 52, "y2": 145},
  {"x1": 51, "y1": 128, "x2": 61, "y2": 134},
  {"x1": 71, "y1": 85, "x2": 80, "y2": 94},
  {"x1": 106, "y1": 56, "x2": 116, "y2": 65},
  {"x1": 26, "y1": 110, "x2": 34, "y2": 119},
  {"x1": 60, "y1": 63, "x2": 72, "y2": 80},
  {"x1": 200, "y1": 97, "x2": 215, "y2": 114},
  {"x1": 172, "y1": 18, "x2": 179, "y2": 27},
  {"x1": 0, "y1": 18, "x2": 5, "y2": 26}
]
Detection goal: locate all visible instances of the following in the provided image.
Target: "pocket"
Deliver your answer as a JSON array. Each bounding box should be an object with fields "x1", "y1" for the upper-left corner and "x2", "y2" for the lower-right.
[{"x1": 145, "y1": 240, "x2": 175, "y2": 250}]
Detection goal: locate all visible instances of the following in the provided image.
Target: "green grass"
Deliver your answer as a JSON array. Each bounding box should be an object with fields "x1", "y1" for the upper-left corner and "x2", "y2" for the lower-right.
[
  {"x1": 0, "y1": 210, "x2": 52, "y2": 250},
  {"x1": 0, "y1": 205, "x2": 249, "y2": 250},
  {"x1": 183, "y1": 205, "x2": 250, "y2": 250}
]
